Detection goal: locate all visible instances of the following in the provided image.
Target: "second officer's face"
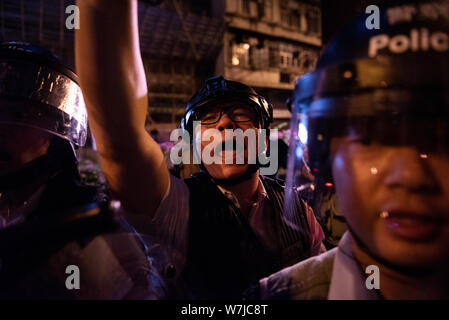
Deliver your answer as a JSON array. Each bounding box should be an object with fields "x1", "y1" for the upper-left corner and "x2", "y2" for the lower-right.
[
  {"x1": 330, "y1": 119, "x2": 449, "y2": 270},
  {"x1": 0, "y1": 123, "x2": 51, "y2": 176}
]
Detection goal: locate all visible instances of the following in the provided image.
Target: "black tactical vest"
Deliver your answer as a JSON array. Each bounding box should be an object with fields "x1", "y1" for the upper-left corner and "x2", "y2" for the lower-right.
[{"x1": 180, "y1": 172, "x2": 312, "y2": 299}]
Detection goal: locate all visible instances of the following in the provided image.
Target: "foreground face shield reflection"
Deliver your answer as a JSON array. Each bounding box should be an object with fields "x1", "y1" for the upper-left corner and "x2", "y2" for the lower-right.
[
  {"x1": 330, "y1": 126, "x2": 449, "y2": 270},
  {"x1": 285, "y1": 95, "x2": 449, "y2": 271}
]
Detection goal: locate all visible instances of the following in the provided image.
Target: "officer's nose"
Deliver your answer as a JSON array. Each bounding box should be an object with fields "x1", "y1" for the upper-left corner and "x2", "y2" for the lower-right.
[
  {"x1": 217, "y1": 112, "x2": 236, "y2": 131},
  {"x1": 384, "y1": 147, "x2": 439, "y2": 193}
]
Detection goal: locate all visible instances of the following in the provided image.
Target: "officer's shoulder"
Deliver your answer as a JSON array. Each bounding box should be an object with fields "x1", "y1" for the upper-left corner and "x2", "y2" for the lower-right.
[{"x1": 261, "y1": 248, "x2": 336, "y2": 300}]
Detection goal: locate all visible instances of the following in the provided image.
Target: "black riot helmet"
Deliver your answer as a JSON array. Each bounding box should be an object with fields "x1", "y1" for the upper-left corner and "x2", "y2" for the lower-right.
[
  {"x1": 181, "y1": 75, "x2": 273, "y2": 137},
  {"x1": 180, "y1": 76, "x2": 274, "y2": 184},
  {"x1": 0, "y1": 42, "x2": 88, "y2": 185},
  {"x1": 286, "y1": 0, "x2": 449, "y2": 192},
  {"x1": 0, "y1": 42, "x2": 87, "y2": 149}
]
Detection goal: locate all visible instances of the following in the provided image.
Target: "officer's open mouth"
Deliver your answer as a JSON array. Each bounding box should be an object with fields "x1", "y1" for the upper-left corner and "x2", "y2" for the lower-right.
[
  {"x1": 384, "y1": 210, "x2": 447, "y2": 224},
  {"x1": 381, "y1": 210, "x2": 447, "y2": 241}
]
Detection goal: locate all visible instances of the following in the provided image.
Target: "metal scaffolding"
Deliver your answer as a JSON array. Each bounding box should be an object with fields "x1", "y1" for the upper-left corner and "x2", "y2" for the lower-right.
[{"x1": 0, "y1": 0, "x2": 226, "y2": 125}]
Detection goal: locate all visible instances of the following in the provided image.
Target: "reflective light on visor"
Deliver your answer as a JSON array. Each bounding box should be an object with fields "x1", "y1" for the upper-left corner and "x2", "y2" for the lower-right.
[
  {"x1": 298, "y1": 122, "x2": 308, "y2": 144},
  {"x1": 296, "y1": 146, "x2": 304, "y2": 159}
]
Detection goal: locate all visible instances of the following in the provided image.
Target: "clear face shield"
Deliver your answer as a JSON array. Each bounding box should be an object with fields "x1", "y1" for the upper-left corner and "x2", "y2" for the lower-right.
[
  {"x1": 283, "y1": 0, "x2": 449, "y2": 281},
  {"x1": 284, "y1": 101, "x2": 319, "y2": 230},
  {"x1": 0, "y1": 59, "x2": 87, "y2": 147},
  {"x1": 285, "y1": 83, "x2": 449, "y2": 264}
]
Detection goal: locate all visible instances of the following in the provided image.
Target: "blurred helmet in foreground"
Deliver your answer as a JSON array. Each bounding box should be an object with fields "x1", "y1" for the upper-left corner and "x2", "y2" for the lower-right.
[
  {"x1": 0, "y1": 42, "x2": 87, "y2": 147},
  {"x1": 285, "y1": 0, "x2": 449, "y2": 217}
]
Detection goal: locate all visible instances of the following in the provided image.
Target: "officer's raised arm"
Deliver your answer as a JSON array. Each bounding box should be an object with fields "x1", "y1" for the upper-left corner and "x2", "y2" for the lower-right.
[{"x1": 75, "y1": 0, "x2": 169, "y2": 216}]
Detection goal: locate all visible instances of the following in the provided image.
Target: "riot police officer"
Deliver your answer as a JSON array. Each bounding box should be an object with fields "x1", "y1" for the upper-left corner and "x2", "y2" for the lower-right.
[
  {"x1": 76, "y1": 0, "x2": 324, "y2": 299},
  {"x1": 0, "y1": 42, "x2": 165, "y2": 299},
  {"x1": 258, "y1": 0, "x2": 449, "y2": 300}
]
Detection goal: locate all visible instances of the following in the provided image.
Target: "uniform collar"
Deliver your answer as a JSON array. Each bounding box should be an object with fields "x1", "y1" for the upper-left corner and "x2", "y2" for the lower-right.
[
  {"x1": 217, "y1": 176, "x2": 268, "y2": 209},
  {"x1": 328, "y1": 232, "x2": 380, "y2": 300}
]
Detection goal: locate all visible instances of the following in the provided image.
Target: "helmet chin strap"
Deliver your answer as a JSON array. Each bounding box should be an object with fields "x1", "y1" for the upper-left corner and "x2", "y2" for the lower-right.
[{"x1": 202, "y1": 164, "x2": 259, "y2": 187}]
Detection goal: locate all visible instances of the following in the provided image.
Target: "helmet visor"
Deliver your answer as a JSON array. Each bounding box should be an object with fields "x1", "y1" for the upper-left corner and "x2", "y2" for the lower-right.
[{"x1": 0, "y1": 61, "x2": 87, "y2": 146}]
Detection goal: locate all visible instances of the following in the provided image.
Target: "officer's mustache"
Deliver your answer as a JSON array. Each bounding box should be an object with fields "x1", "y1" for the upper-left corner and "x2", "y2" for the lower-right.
[{"x1": 213, "y1": 139, "x2": 246, "y2": 155}]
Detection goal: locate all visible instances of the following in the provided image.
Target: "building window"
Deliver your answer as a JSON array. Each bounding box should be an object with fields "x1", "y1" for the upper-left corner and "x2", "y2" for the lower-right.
[
  {"x1": 306, "y1": 8, "x2": 320, "y2": 34},
  {"x1": 269, "y1": 46, "x2": 278, "y2": 68},
  {"x1": 242, "y1": 0, "x2": 250, "y2": 15},
  {"x1": 289, "y1": 10, "x2": 301, "y2": 28},
  {"x1": 280, "y1": 7, "x2": 289, "y2": 27},
  {"x1": 280, "y1": 51, "x2": 293, "y2": 69},
  {"x1": 257, "y1": 0, "x2": 265, "y2": 18},
  {"x1": 231, "y1": 42, "x2": 250, "y2": 67},
  {"x1": 293, "y1": 51, "x2": 300, "y2": 67},
  {"x1": 280, "y1": 1, "x2": 302, "y2": 29},
  {"x1": 280, "y1": 72, "x2": 291, "y2": 83},
  {"x1": 263, "y1": 0, "x2": 273, "y2": 21}
]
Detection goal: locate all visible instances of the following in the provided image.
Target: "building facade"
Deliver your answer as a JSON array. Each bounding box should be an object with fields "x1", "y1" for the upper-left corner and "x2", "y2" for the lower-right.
[
  {"x1": 0, "y1": 0, "x2": 322, "y2": 136},
  {"x1": 213, "y1": 0, "x2": 322, "y2": 126},
  {"x1": 142, "y1": 0, "x2": 322, "y2": 133}
]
